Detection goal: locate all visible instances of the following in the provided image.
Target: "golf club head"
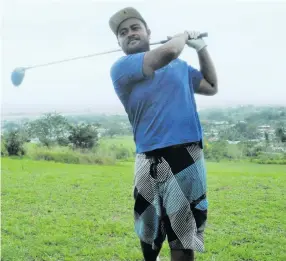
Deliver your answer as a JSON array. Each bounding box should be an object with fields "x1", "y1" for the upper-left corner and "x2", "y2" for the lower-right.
[{"x1": 11, "y1": 67, "x2": 26, "y2": 87}]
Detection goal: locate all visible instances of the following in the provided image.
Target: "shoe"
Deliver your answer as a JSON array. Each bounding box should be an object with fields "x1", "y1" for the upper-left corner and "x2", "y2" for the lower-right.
[{"x1": 156, "y1": 257, "x2": 160, "y2": 261}]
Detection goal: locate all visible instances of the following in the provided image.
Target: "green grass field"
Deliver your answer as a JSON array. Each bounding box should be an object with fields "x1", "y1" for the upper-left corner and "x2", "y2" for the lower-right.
[
  {"x1": 99, "y1": 136, "x2": 135, "y2": 151},
  {"x1": 1, "y1": 158, "x2": 286, "y2": 261}
]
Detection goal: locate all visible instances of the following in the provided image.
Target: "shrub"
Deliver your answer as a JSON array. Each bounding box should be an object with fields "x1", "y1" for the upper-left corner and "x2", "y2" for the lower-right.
[
  {"x1": 24, "y1": 143, "x2": 116, "y2": 165},
  {"x1": 3, "y1": 130, "x2": 25, "y2": 156},
  {"x1": 68, "y1": 123, "x2": 99, "y2": 149},
  {"x1": 251, "y1": 153, "x2": 286, "y2": 165}
]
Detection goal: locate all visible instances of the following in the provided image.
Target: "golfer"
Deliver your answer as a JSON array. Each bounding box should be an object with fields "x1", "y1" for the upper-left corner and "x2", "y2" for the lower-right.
[{"x1": 109, "y1": 7, "x2": 218, "y2": 261}]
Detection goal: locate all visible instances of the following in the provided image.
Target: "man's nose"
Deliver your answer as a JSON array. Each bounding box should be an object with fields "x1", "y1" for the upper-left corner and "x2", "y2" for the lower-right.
[{"x1": 127, "y1": 30, "x2": 136, "y2": 38}]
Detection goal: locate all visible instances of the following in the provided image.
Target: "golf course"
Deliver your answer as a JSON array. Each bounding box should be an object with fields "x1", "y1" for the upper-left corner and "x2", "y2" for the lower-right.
[{"x1": 1, "y1": 156, "x2": 285, "y2": 261}]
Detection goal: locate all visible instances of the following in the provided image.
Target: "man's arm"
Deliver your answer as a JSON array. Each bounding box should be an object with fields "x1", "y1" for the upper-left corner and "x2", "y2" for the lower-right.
[
  {"x1": 196, "y1": 47, "x2": 218, "y2": 96},
  {"x1": 143, "y1": 32, "x2": 189, "y2": 76},
  {"x1": 186, "y1": 31, "x2": 218, "y2": 96}
]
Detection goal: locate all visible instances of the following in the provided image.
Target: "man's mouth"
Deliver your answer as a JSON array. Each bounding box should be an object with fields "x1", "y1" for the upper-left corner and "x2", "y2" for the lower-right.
[{"x1": 128, "y1": 39, "x2": 140, "y2": 45}]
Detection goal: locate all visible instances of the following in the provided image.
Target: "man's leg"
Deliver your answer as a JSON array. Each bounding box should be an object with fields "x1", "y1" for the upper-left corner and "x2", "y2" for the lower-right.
[
  {"x1": 133, "y1": 154, "x2": 165, "y2": 261},
  {"x1": 170, "y1": 249, "x2": 194, "y2": 261},
  {"x1": 161, "y1": 143, "x2": 207, "y2": 261},
  {"x1": 140, "y1": 241, "x2": 162, "y2": 261}
]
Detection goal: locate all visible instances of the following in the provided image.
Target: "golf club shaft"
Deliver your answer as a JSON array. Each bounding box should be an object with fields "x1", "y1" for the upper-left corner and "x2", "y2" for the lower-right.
[
  {"x1": 150, "y1": 32, "x2": 208, "y2": 45},
  {"x1": 25, "y1": 32, "x2": 208, "y2": 70}
]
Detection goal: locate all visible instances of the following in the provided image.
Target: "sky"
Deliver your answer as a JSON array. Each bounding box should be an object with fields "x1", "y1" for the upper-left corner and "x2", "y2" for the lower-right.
[{"x1": 1, "y1": 0, "x2": 286, "y2": 116}]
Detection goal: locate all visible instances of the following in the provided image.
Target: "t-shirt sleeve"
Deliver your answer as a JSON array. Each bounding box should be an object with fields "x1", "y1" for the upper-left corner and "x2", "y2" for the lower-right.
[
  {"x1": 110, "y1": 52, "x2": 148, "y2": 107},
  {"x1": 110, "y1": 52, "x2": 147, "y2": 92},
  {"x1": 188, "y1": 65, "x2": 203, "y2": 92}
]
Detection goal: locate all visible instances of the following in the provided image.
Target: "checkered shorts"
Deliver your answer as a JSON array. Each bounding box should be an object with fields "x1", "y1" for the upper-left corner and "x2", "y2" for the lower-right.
[{"x1": 133, "y1": 142, "x2": 208, "y2": 252}]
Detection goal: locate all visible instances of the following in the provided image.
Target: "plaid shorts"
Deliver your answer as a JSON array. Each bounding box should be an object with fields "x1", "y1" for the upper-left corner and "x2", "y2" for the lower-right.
[{"x1": 133, "y1": 141, "x2": 208, "y2": 252}]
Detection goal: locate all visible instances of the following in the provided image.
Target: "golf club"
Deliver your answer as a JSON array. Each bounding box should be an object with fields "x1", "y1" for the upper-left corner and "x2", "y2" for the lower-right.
[{"x1": 11, "y1": 32, "x2": 208, "y2": 87}]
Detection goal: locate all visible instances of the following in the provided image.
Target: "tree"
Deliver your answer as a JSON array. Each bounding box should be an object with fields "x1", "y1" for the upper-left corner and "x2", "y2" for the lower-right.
[
  {"x1": 204, "y1": 141, "x2": 228, "y2": 161},
  {"x1": 264, "y1": 132, "x2": 270, "y2": 149},
  {"x1": 25, "y1": 113, "x2": 70, "y2": 147},
  {"x1": 275, "y1": 127, "x2": 286, "y2": 142},
  {"x1": 240, "y1": 141, "x2": 263, "y2": 157},
  {"x1": 105, "y1": 124, "x2": 126, "y2": 138},
  {"x1": 2, "y1": 121, "x2": 20, "y2": 132},
  {"x1": 264, "y1": 132, "x2": 269, "y2": 143},
  {"x1": 68, "y1": 123, "x2": 99, "y2": 149}
]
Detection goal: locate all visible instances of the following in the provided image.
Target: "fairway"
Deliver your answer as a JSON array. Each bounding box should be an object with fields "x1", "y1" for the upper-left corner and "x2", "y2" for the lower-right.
[{"x1": 1, "y1": 158, "x2": 286, "y2": 261}]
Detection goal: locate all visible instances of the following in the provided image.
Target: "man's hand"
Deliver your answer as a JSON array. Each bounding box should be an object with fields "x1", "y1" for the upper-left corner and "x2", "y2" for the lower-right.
[
  {"x1": 167, "y1": 32, "x2": 189, "y2": 43},
  {"x1": 186, "y1": 31, "x2": 207, "y2": 52}
]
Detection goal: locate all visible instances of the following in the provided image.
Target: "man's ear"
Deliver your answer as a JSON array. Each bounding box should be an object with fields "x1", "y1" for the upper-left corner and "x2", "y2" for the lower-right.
[{"x1": 147, "y1": 28, "x2": 151, "y2": 39}]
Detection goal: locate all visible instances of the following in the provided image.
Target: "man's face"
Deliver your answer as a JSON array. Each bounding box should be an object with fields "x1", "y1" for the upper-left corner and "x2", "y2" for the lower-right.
[{"x1": 117, "y1": 18, "x2": 150, "y2": 55}]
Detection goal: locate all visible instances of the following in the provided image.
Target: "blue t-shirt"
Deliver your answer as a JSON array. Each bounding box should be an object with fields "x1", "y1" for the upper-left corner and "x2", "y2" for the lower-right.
[{"x1": 110, "y1": 52, "x2": 203, "y2": 154}]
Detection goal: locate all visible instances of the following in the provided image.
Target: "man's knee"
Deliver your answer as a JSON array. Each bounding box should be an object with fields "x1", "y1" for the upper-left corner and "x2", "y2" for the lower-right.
[{"x1": 171, "y1": 249, "x2": 194, "y2": 261}]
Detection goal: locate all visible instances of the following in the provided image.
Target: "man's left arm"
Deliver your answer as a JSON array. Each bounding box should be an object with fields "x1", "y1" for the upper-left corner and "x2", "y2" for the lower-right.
[
  {"x1": 187, "y1": 31, "x2": 218, "y2": 96},
  {"x1": 197, "y1": 48, "x2": 218, "y2": 95}
]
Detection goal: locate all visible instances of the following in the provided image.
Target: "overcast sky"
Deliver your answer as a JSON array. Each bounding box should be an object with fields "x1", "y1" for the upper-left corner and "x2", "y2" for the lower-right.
[{"x1": 2, "y1": 0, "x2": 286, "y2": 115}]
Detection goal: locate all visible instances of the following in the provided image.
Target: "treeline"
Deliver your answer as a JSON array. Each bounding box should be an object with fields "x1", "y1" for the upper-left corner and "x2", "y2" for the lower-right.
[
  {"x1": 203, "y1": 140, "x2": 286, "y2": 164},
  {"x1": 199, "y1": 105, "x2": 286, "y2": 125},
  {"x1": 206, "y1": 121, "x2": 286, "y2": 143},
  {"x1": 1, "y1": 113, "x2": 134, "y2": 165},
  {"x1": 1, "y1": 106, "x2": 286, "y2": 165}
]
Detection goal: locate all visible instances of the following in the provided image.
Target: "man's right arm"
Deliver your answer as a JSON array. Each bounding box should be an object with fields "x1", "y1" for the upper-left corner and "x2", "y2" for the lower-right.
[{"x1": 143, "y1": 32, "x2": 189, "y2": 76}]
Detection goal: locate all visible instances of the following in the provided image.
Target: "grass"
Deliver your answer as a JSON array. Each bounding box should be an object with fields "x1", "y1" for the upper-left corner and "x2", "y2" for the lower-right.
[
  {"x1": 1, "y1": 158, "x2": 286, "y2": 261},
  {"x1": 98, "y1": 136, "x2": 135, "y2": 152},
  {"x1": 97, "y1": 136, "x2": 135, "y2": 161},
  {"x1": 22, "y1": 136, "x2": 137, "y2": 166}
]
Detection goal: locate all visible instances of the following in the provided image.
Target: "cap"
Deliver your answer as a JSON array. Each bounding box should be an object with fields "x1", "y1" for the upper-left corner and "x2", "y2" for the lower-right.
[{"x1": 109, "y1": 7, "x2": 147, "y2": 36}]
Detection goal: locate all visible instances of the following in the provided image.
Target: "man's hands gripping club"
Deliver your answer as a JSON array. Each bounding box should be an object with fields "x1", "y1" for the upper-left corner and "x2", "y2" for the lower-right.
[
  {"x1": 185, "y1": 31, "x2": 207, "y2": 52},
  {"x1": 166, "y1": 30, "x2": 218, "y2": 96},
  {"x1": 167, "y1": 30, "x2": 207, "y2": 52},
  {"x1": 142, "y1": 30, "x2": 217, "y2": 96}
]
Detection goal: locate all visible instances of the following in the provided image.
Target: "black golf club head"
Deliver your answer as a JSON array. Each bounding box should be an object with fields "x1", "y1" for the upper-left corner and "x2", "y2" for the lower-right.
[{"x1": 11, "y1": 67, "x2": 26, "y2": 87}]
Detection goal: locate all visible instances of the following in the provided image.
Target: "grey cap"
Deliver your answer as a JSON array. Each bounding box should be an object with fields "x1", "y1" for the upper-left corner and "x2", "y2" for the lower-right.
[{"x1": 109, "y1": 7, "x2": 147, "y2": 36}]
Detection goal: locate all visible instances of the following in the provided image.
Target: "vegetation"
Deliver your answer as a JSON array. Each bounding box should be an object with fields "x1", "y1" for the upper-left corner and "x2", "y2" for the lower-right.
[
  {"x1": 68, "y1": 123, "x2": 99, "y2": 149},
  {"x1": 1, "y1": 106, "x2": 286, "y2": 165},
  {"x1": 1, "y1": 158, "x2": 285, "y2": 261},
  {"x1": 1, "y1": 130, "x2": 26, "y2": 156}
]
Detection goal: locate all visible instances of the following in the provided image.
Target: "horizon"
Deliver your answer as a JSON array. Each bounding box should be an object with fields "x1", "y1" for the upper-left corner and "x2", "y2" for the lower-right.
[{"x1": 2, "y1": 104, "x2": 285, "y2": 122}]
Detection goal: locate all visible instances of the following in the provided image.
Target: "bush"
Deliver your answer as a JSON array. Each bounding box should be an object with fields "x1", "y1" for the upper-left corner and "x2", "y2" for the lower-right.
[
  {"x1": 3, "y1": 130, "x2": 25, "y2": 156},
  {"x1": 68, "y1": 123, "x2": 99, "y2": 149},
  {"x1": 24, "y1": 143, "x2": 116, "y2": 165},
  {"x1": 34, "y1": 151, "x2": 80, "y2": 164},
  {"x1": 251, "y1": 153, "x2": 286, "y2": 165}
]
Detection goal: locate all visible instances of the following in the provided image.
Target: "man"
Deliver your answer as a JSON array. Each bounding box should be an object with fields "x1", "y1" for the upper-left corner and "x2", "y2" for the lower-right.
[{"x1": 109, "y1": 7, "x2": 218, "y2": 261}]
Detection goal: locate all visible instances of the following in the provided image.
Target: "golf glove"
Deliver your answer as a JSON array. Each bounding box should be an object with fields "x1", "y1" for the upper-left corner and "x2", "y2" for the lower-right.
[{"x1": 186, "y1": 30, "x2": 207, "y2": 52}]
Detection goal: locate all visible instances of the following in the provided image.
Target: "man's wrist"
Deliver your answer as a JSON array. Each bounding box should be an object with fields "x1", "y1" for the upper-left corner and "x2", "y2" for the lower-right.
[{"x1": 196, "y1": 45, "x2": 207, "y2": 53}]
